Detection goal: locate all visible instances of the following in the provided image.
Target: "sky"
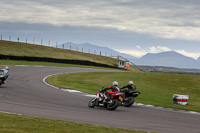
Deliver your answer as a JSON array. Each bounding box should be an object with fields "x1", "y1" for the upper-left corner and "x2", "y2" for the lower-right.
[{"x1": 1, "y1": 0, "x2": 200, "y2": 59}]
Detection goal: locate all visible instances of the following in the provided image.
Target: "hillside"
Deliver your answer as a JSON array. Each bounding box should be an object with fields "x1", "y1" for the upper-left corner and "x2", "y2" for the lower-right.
[{"x1": 0, "y1": 40, "x2": 137, "y2": 71}]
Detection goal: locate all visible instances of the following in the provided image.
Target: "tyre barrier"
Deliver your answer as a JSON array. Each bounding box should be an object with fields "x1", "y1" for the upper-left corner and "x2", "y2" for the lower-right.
[
  {"x1": 173, "y1": 94, "x2": 189, "y2": 105},
  {"x1": 0, "y1": 54, "x2": 117, "y2": 69}
]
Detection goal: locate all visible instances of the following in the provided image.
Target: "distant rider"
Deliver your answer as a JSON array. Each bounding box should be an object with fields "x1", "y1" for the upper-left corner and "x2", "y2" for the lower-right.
[
  {"x1": 0, "y1": 66, "x2": 9, "y2": 84},
  {"x1": 100, "y1": 81, "x2": 120, "y2": 102}
]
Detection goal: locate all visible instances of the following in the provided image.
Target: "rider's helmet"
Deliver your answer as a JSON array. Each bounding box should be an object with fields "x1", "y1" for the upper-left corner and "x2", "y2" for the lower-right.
[
  {"x1": 5, "y1": 66, "x2": 9, "y2": 70},
  {"x1": 112, "y1": 81, "x2": 118, "y2": 86},
  {"x1": 128, "y1": 81, "x2": 134, "y2": 85}
]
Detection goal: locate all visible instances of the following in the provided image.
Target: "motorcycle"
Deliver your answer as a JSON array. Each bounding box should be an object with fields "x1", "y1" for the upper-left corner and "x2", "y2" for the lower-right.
[
  {"x1": 88, "y1": 88, "x2": 125, "y2": 110},
  {"x1": 0, "y1": 69, "x2": 9, "y2": 86},
  {"x1": 120, "y1": 89, "x2": 140, "y2": 107}
]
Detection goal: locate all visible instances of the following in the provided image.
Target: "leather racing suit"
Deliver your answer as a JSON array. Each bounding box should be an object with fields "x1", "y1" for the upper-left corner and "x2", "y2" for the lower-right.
[{"x1": 101, "y1": 85, "x2": 120, "y2": 101}]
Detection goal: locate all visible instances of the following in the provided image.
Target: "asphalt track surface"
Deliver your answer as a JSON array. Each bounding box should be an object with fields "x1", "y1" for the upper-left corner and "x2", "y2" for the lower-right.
[{"x1": 0, "y1": 66, "x2": 200, "y2": 133}]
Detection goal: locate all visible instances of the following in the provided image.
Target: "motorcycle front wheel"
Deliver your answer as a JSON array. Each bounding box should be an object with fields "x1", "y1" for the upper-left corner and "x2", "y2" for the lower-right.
[
  {"x1": 88, "y1": 98, "x2": 96, "y2": 108},
  {"x1": 107, "y1": 99, "x2": 119, "y2": 110},
  {"x1": 124, "y1": 97, "x2": 135, "y2": 107},
  {"x1": 0, "y1": 79, "x2": 3, "y2": 86}
]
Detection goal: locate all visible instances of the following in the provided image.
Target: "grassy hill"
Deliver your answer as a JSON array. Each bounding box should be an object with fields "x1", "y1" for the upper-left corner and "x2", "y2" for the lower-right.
[{"x1": 0, "y1": 40, "x2": 137, "y2": 71}]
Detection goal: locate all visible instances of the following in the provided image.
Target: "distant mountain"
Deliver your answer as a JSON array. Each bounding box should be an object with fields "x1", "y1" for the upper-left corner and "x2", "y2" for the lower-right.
[
  {"x1": 197, "y1": 57, "x2": 200, "y2": 61},
  {"x1": 56, "y1": 42, "x2": 137, "y2": 59},
  {"x1": 132, "y1": 51, "x2": 200, "y2": 69}
]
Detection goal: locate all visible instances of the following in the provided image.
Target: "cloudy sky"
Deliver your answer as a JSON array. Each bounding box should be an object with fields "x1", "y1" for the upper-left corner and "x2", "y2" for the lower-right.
[{"x1": 1, "y1": 0, "x2": 200, "y2": 59}]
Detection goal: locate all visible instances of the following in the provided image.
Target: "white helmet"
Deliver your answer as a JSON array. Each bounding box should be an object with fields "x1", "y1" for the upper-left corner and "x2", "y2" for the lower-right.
[
  {"x1": 112, "y1": 81, "x2": 118, "y2": 86},
  {"x1": 5, "y1": 66, "x2": 9, "y2": 70},
  {"x1": 128, "y1": 81, "x2": 134, "y2": 85}
]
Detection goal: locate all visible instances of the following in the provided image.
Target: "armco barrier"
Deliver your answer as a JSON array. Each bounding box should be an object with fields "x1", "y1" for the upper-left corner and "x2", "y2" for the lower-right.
[{"x1": 0, "y1": 54, "x2": 117, "y2": 69}]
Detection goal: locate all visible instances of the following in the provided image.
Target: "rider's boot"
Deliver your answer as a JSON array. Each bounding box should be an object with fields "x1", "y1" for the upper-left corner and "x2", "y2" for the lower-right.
[{"x1": 104, "y1": 95, "x2": 112, "y2": 103}]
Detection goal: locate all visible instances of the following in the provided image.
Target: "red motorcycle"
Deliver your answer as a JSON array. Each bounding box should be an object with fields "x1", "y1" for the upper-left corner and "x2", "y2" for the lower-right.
[{"x1": 88, "y1": 88, "x2": 125, "y2": 110}]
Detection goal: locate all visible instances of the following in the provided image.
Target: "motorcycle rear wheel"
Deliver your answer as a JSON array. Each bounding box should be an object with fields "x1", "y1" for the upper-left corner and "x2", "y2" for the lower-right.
[
  {"x1": 88, "y1": 98, "x2": 96, "y2": 108},
  {"x1": 124, "y1": 97, "x2": 135, "y2": 107},
  {"x1": 107, "y1": 99, "x2": 119, "y2": 110}
]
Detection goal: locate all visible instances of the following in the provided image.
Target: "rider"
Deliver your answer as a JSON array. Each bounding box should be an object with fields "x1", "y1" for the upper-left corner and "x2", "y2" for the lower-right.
[
  {"x1": 120, "y1": 81, "x2": 138, "y2": 96},
  {"x1": 100, "y1": 81, "x2": 120, "y2": 102},
  {"x1": 1, "y1": 66, "x2": 9, "y2": 84}
]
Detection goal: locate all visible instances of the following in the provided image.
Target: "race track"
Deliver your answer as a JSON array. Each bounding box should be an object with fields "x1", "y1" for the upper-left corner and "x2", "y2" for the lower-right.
[{"x1": 0, "y1": 66, "x2": 200, "y2": 133}]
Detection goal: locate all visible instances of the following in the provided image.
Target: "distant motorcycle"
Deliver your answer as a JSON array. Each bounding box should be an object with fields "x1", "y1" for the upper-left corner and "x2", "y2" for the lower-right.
[
  {"x1": 88, "y1": 88, "x2": 125, "y2": 110},
  {"x1": 120, "y1": 89, "x2": 140, "y2": 107},
  {"x1": 0, "y1": 67, "x2": 9, "y2": 86}
]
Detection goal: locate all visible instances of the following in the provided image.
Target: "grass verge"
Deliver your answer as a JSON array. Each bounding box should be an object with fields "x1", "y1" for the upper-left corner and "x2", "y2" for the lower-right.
[
  {"x1": 0, "y1": 112, "x2": 144, "y2": 133},
  {"x1": 46, "y1": 71, "x2": 200, "y2": 112}
]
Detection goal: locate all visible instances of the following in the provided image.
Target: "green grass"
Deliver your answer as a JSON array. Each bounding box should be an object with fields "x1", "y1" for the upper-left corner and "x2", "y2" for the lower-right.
[
  {"x1": 0, "y1": 40, "x2": 138, "y2": 71},
  {"x1": 46, "y1": 71, "x2": 200, "y2": 112},
  {"x1": 0, "y1": 113, "x2": 144, "y2": 133}
]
